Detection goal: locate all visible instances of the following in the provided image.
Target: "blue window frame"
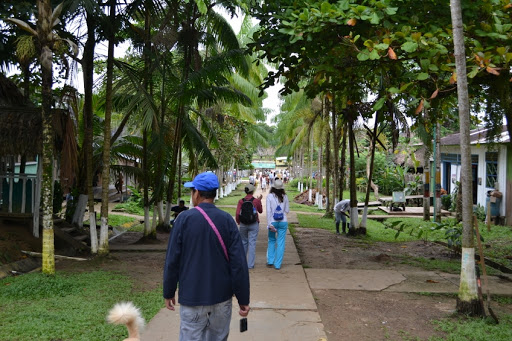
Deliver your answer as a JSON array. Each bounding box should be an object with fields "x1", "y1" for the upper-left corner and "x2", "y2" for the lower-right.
[{"x1": 485, "y1": 152, "x2": 498, "y2": 188}]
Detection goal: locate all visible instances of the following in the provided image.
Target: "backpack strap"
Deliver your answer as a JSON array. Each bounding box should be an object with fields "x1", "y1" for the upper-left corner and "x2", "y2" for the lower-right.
[{"x1": 194, "y1": 206, "x2": 229, "y2": 261}]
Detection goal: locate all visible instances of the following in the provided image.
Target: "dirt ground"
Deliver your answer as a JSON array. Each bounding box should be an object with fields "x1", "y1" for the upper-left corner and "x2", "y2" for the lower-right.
[
  {"x1": 0, "y1": 219, "x2": 41, "y2": 265},
  {"x1": 293, "y1": 227, "x2": 512, "y2": 340},
  {"x1": 2, "y1": 222, "x2": 511, "y2": 340}
]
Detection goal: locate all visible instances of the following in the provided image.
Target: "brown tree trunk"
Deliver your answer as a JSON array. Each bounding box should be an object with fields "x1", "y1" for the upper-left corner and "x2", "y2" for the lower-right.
[
  {"x1": 83, "y1": 11, "x2": 98, "y2": 252},
  {"x1": 450, "y1": 0, "x2": 482, "y2": 316},
  {"x1": 348, "y1": 117, "x2": 359, "y2": 234},
  {"x1": 38, "y1": 0, "x2": 55, "y2": 275},
  {"x1": 99, "y1": 0, "x2": 116, "y2": 255},
  {"x1": 339, "y1": 121, "x2": 348, "y2": 200}
]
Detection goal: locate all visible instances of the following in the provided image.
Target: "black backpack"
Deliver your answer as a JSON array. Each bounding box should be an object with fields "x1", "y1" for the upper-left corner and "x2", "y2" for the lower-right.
[{"x1": 239, "y1": 197, "x2": 258, "y2": 224}]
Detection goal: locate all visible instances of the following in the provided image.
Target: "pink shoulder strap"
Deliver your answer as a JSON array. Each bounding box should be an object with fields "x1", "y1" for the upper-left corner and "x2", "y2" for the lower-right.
[{"x1": 194, "y1": 206, "x2": 229, "y2": 261}]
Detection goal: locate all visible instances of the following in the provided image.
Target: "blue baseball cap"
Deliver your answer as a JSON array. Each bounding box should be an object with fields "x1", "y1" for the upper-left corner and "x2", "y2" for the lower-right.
[{"x1": 184, "y1": 172, "x2": 219, "y2": 191}]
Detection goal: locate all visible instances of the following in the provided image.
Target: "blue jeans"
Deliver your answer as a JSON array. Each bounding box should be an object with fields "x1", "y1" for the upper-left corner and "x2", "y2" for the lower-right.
[
  {"x1": 267, "y1": 221, "x2": 288, "y2": 269},
  {"x1": 239, "y1": 221, "x2": 259, "y2": 268},
  {"x1": 179, "y1": 299, "x2": 232, "y2": 341}
]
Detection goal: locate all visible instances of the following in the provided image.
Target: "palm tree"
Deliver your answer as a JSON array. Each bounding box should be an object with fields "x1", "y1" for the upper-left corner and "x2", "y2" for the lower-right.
[
  {"x1": 98, "y1": 0, "x2": 117, "y2": 254},
  {"x1": 8, "y1": 1, "x2": 77, "y2": 274}
]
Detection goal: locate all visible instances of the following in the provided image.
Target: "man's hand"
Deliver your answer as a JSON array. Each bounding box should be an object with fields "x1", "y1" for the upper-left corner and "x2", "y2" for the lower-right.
[
  {"x1": 257, "y1": 194, "x2": 263, "y2": 200},
  {"x1": 239, "y1": 304, "x2": 250, "y2": 317},
  {"x1": 165, "y1": 297, "x2": 176, "y2": 311}
]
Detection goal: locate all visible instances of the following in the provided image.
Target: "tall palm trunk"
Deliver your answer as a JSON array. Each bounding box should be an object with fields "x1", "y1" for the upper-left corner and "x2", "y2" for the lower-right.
[
  {"x1": 423, "y1": 145, "x2": 431, "y2": 221},
  {"x1": 348, "y1": 117, "x2": 359, "y2": 234},
  {"x1": 339, "y1": 121, "x2": 348, "y2": 200},
  {"x1": 450, "y1": 0, "x2": 482, "y2": 316},
  {"x1": 142, "y1": 1, "x2": 156, "y2": 238},
  {"x1": 38, "y1": 0, "x2": 55, "y2": 275},
  {"x1": 332, "y1": 97, "x2": 339, "y2": 203},
  {"x1": 435, "y1": 122, "x2": 442, "y2": 222},
  {"x1": 99, "y1": 0, "x2": 116, "y2": 255},
  {"x1": 324, "y1": 100, "x2": 332, "y2": 216},
  {"x1": 84, "y1": 12, "x2": 98, "y2": 252}
]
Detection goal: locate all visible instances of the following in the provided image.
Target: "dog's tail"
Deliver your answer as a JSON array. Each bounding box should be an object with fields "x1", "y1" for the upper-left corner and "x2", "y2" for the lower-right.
[{"x1": 107, "y1": 302, "x2": 145, "y2": 340}]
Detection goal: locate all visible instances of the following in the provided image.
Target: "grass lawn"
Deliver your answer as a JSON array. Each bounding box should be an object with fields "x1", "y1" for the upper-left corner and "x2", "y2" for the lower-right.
[
  {"x1": 218, "y1": 207, "x2": 237, "y2": 217},
  {"x1": 113, "y1": 201, "x2": 145, "y2": 216},
  {"x1": 107, "y1": 214, "x2": 138, "y2": 227},
  {"x1": 295, "y1": 214, "x2": 512, "y2": 275},
  {"x1": 214, "y1": 186, "x2": 246, "y2": 206},
  {"x1": 0, "y1": 271, "x2": 162, "y2": 341}
]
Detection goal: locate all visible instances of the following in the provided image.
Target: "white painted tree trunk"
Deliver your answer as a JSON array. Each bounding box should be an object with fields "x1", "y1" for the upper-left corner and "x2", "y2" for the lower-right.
[
  {"x1": 72, "y1": 194, "x2": 88, "y2": 228},
  {"x1": 350, "y1": 207, "x2": 359, "y2": 229},
  {"x1": 99, "y1": 216, "x2": 109, "y2": 253},
  {"x1": 164, "y1": 201, "x2": 172, "y2": 225},
  {"x1": 360, "y1": 206, "x2": 368, "y2": 228},
  {"x1": 152, "y1": 205, "x2": 157, "y2": 231},
  {"x1": 157, "y1": 201, "x2": 164, "y2": 225},
  {"x1": 450, "y1": 0, "x2": 479, "y2": 314},
  {"x1": 89, "y1": 212, "x2": 98, "y2": 253}
]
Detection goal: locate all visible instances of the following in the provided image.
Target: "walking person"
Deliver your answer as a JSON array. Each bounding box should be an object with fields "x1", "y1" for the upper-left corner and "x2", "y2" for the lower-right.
[
  {"x1": 261, "y1": 175, "x2": 267, "y2": 192},
  {"x1": 266, "y1": 179, "x2": 290, "y2": 270},
  {"x1": 163, "y1": 172, "x2": 250, "y2": 341},
  {"x1": 333, "y1": 199, "x2": 351, "y2": 235},
  {"x1": 236, "y1": 184, "x2": 263, "y2": 269}
]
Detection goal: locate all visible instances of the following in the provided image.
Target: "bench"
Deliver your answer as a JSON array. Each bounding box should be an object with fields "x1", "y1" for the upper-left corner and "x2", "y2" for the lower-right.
[{"x1": 389, "y1": 191, "x2": 406, "y2": 211}]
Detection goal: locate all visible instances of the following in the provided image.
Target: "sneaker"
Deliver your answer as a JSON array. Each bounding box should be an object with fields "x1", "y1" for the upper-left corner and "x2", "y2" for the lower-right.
[{"x1": 266, "y1": 263, "x2": 273, "y2": 268}]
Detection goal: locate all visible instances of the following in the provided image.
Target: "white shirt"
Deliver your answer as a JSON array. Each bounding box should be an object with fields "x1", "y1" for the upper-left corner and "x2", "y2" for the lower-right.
[
  {"x1": 334, "y1": 199, "x2": 350, "y2": 213},
  {"x1": 266, "y1": 193, "x2": 290, "y2": 227}
]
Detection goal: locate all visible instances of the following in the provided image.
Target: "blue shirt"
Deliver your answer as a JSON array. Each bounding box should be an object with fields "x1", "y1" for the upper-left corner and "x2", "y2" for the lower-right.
[{"x1": 163, "y1": 202, "x2": 250, "y2": 306}]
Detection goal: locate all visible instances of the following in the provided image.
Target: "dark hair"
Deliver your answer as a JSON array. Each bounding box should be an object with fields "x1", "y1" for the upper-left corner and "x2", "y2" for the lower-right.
[
  {"x1": 197, "y1": 189, "x2": 217, "y2": 199},
  {"x1": 179, "y1": 200, "x2": 185, "y2": 205},
  {"x1": 244, "y1": 187, "x2": 253, "y2": 194},
  {"x1": 269, "y1": 187, "x2": 285, "y2": 202}
]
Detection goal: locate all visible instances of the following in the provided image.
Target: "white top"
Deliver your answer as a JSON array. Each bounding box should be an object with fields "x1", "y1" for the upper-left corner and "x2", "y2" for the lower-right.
[
  {"x1": 334, "y1": 199, "x2": 350, "y2": 213},
  {"x1": 266, "y1": 193, "x2": 290, "y2": 227}
]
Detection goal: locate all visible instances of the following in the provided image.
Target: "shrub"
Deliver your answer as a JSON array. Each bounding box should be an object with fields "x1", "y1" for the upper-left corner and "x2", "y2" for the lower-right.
[{"x1": 441, "y1": 194, "x2": 452, "y2": 211}]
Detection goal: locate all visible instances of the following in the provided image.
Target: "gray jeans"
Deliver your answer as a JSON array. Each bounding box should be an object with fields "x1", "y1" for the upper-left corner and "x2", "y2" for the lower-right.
[{"x1": 179, "y1": 298, "x2": 232, "y2": 341}]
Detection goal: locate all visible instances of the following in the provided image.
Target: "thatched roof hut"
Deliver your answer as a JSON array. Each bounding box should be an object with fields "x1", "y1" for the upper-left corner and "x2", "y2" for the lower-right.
[{"x1": 0, "y1": 73, "x2": 67, "y2": 157}]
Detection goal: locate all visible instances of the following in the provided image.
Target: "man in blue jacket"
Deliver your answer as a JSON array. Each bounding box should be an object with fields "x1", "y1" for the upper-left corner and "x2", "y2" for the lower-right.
[{"x1": 163, "y1": 172, "x2": 250, "y2": 340}]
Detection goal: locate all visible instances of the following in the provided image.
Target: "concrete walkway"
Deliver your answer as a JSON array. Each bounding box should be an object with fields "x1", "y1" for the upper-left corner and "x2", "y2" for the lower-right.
[
  {"x1": 141, "y1": 189, "x2": 328, "y2": 340},
  {"x1": 118, "y1": 188, "x2": 512, "y2": 340}
]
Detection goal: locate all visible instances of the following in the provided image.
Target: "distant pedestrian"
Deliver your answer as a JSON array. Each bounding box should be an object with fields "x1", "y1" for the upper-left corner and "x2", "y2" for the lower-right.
[
  {"x1": 163, "y1": 172, "x2": 250, "y2": 340},
  {"x1": 236, "y1": 184, "x2": 263, "y2": 269},
  {"x1": 261, "y1": 176, "x2": 267, "y2": 192},
  {"x1": 333, "y1": 199, "x2": 351, "y2": 235},
  {"x1": 115, "y1": 174, "x2": 124, "y2": 194},
  {"x1": 266, "y1": 179, "x2": 290, "y2": 270},
  {"x1": 170, "y1": 200, "x2": 189, "y2": 226}
]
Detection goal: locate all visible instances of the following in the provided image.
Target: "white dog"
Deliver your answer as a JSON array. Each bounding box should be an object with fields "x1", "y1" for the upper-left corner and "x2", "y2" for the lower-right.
[{"x1": 107, "y1": 302, "x2": 145, "y2": 341}]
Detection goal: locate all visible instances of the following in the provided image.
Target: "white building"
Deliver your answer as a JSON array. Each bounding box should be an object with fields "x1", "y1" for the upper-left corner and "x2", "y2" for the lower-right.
[{"x1": 440, "y1": 126, "x2": 511, "y2": 226}]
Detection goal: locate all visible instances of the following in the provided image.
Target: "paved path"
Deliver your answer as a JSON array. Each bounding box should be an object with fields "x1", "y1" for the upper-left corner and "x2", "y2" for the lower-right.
[
  {"x1": 114, "y1": 188, "x2": 512, "y2": 340},
  {"x1": 141, "y1": 189, "x2": 328, "y2": 341}
]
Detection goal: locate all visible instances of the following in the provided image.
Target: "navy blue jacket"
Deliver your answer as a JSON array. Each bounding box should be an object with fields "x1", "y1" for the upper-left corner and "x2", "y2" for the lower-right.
[{"x1": 163, "y1": 202, "x2": 250, "y2": 306}]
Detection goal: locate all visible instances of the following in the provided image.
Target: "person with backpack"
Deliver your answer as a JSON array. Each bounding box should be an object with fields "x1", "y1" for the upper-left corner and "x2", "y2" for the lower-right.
[
  {"x1": 266, "y1": 179, "x2": 290, "y2": 270},
  {"x1": 235, "y1": 184, "x2": 263, "y2": 269}
]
